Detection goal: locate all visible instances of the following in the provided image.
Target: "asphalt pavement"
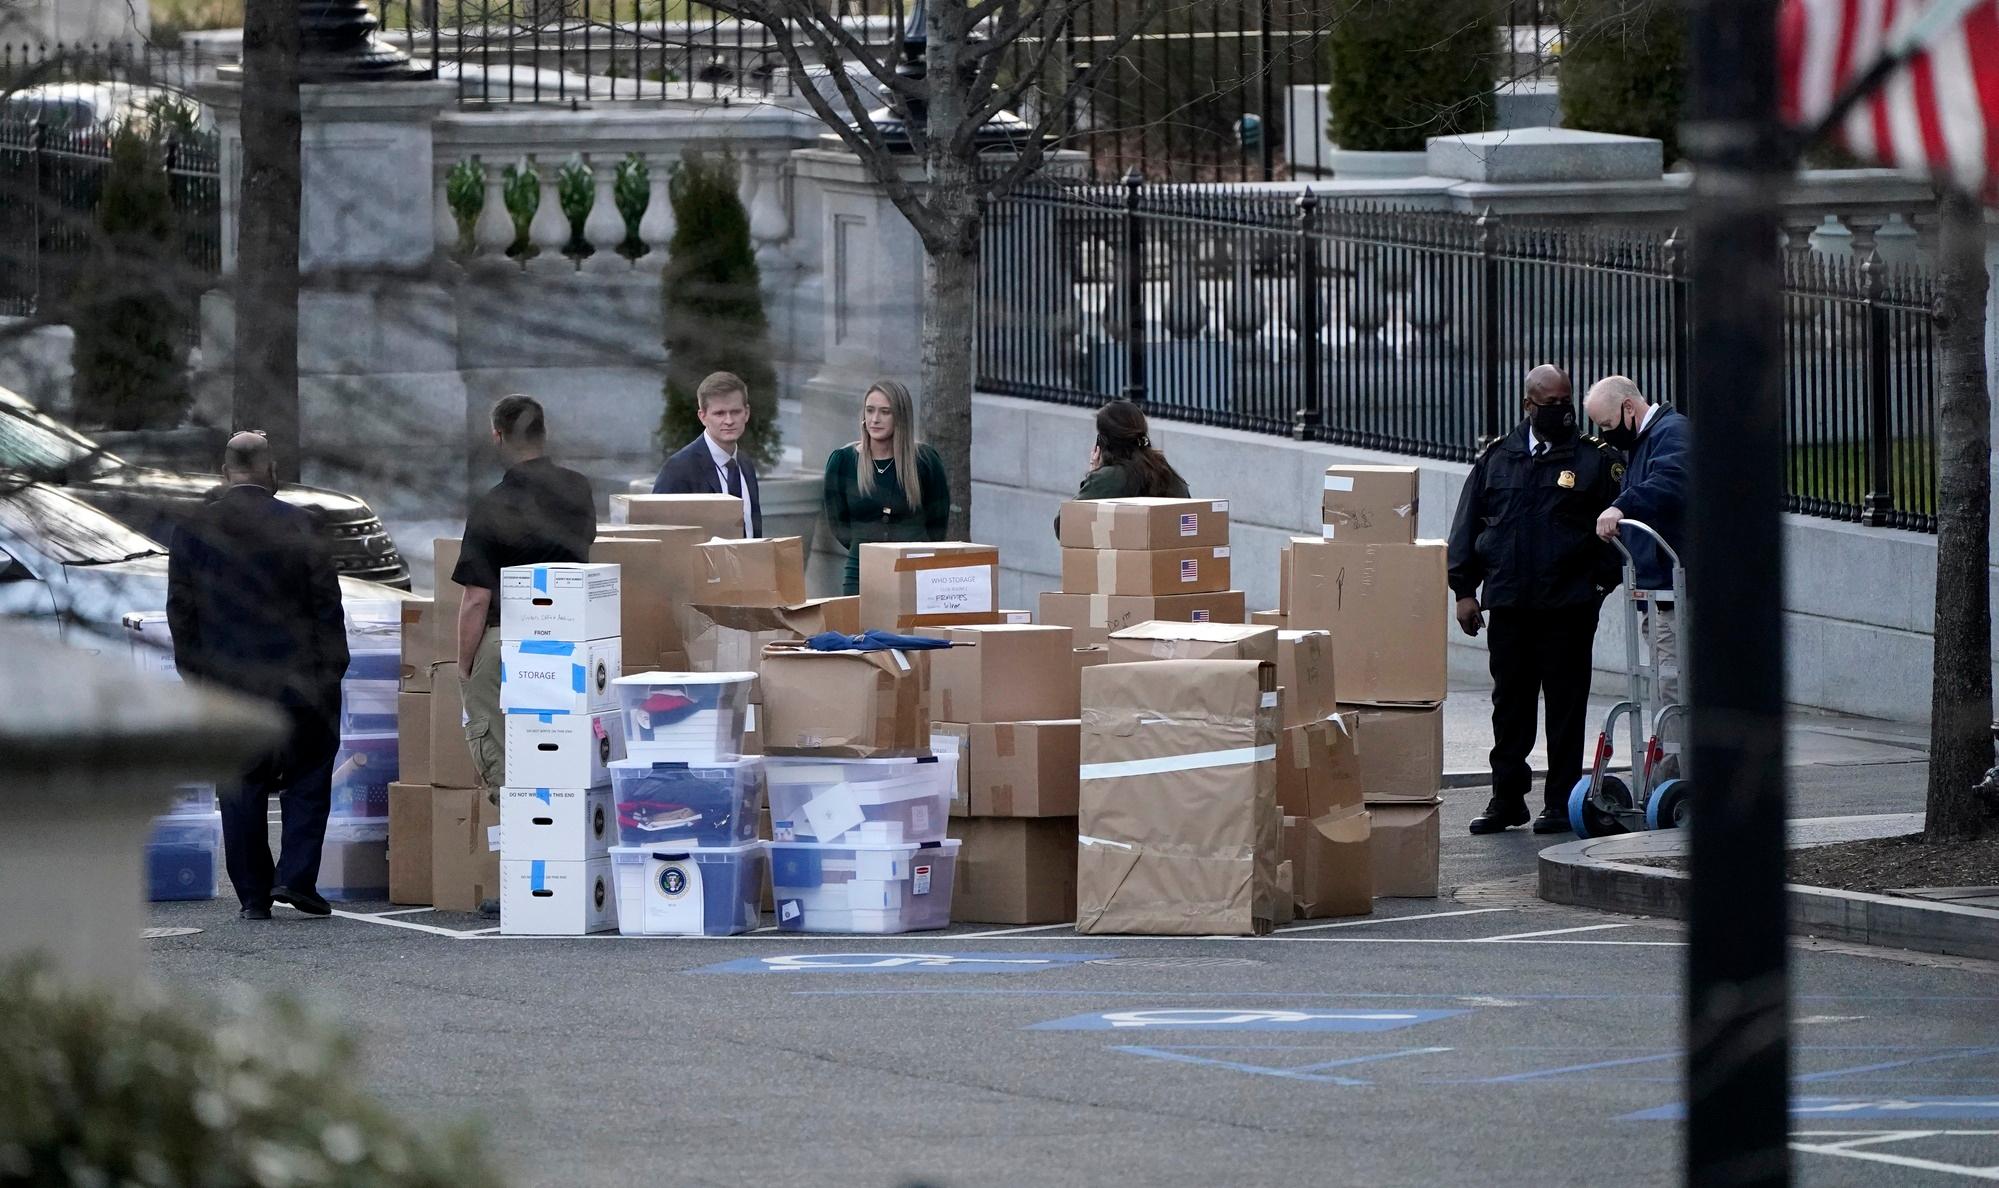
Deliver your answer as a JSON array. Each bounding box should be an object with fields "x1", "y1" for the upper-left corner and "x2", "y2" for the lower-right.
[{"x1": 149, "y1": 750, "x2": 1999, "y2": 1188}]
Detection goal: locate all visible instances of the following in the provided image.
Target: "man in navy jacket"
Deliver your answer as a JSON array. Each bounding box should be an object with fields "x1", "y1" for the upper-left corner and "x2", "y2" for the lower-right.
[
  {"x1": 168, "y1": 431, "x2": 350, "y2": 920},
  {"x1": 1586, "y1": 376, "x2": 1688, "y2": 701},
  {"x1": 651, "y1": 370, "x2": 762, "y2": 537}
]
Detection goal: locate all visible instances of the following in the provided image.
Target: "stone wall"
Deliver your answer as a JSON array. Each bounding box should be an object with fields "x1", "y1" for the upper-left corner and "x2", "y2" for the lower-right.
[{"x1": 972, "y1": 392, "x2": 1980, "y2": 723}]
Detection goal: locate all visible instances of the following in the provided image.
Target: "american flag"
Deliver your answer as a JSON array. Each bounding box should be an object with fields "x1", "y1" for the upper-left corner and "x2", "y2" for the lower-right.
[{"x1": 1779, "y1": 0, "x2": 1999, "y2": 200}]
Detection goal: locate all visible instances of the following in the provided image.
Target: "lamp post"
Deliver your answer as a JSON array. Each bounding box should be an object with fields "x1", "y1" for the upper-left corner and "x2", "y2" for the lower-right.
[{"x1": 296, "y1": 0, "x2": 431, "y2": 80}]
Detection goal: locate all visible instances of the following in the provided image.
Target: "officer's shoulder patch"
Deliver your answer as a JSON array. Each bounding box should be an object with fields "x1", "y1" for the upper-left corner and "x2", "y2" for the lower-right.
[{"x1": 1611, "y1": 461, "x2": 1626, "y2": 482}]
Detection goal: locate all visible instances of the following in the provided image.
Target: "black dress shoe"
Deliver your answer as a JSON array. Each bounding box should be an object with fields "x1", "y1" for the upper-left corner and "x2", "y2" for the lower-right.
[
  {"x1": 1468, "y1": 798, "x2": 1531, "y2": 835},
  {"x1": 477, "y1": 898, "x2": 500, "y2": 919},
  {"x1": 271, "y1": 887, "x2": 332, "y2": 916},
  {"x1": 1532, "y1": 809, "x2": 1573, "y2": 835},
  {"x1": 240, "y1": 905, "x2": 272, "y2": 921}
]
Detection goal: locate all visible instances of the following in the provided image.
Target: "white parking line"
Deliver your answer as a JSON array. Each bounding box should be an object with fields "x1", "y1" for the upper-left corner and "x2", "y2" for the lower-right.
[
  {"x1": 329, "y1": 908, "x2": 476, "y2": 937},
  {"x1": 1791, "y1": 1131, "x2": 1999, "y2": 1181},
  {"x1": 955, "y1": 923, "x2": 1078, "y2": 938},
  {"x1": 1476, "y1": 924, "x2": 1634, "y2": 942},
  {"x1": 373, "y1": 907, "x2": 437, "y2": 918},
  {"x1": 1277, "y1": 908, "x2": 1510, "y2": 934}
]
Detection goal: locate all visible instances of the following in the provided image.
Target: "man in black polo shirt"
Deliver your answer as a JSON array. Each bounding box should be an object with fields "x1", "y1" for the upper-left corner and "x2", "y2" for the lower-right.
[{"x1": 453, "y1": 394, "x2": 596, "y2": 802}]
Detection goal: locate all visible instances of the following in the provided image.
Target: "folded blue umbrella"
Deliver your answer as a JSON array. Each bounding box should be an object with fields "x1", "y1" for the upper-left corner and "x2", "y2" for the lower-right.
[{"x1": 805, "y1": 630, "x2": 955, "y2": 653}]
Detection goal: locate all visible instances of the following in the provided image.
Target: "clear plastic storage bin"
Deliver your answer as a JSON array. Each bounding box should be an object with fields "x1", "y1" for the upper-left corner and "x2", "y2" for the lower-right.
[
  {"x1": 764, "y1": 755, "x2": 956, "y2": 846},
  {"x1": 608, "y1": 757, "x2": 765, "y2": 847},
  {"x1": 146, "y1": 812, "x2": 222, "y2": 901},
  {"x1": 167, "y1": 784, "x2": 217, "y2": 815},
  {"x1": 341, "y1": 678, "x2": 398, "y2": 733},
  {"x1": 320, "y1": 817, "x2": 389, "y2": 901},
  {"x1": 768, "y1": 839, "x2": 959, "y2": 934},
  {"x1": 608, "y1": 842, "x2": 767, "y2": 936},
  {"x1": 611, "y1": 671, "x2": 756, "y2": 761},
  {"x1": 331, "y1": 732, "x2": 397, "y2": 818}
]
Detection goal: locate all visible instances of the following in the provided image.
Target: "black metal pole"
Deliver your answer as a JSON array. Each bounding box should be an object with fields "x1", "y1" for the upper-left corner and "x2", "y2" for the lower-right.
[
  {"x1": 1861, "y1": 248, "x2": 1894, "y2": 524},
  {"x1": 1121, "y1": 166, "x2": 1146, "y2": 403},
  {"x1": 1257, "y1": 0, "x2": 1273, "y2": 182},
  {"x1": 1293, "y1": 189, "x2": 1321, "y2": 439},
  {"x1": 1682, "y1": 0, "x2": 1792, "y2": 1184},
  {"x1": 1477, "y1": 205, "x2": 1500, "y2": 445}
]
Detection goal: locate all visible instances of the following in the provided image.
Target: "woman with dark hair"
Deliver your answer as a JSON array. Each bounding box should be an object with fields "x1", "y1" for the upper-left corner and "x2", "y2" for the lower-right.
[
  {"x1": 822, "y1": 379, "x2": 951, "y2": 596},
  {"x1": 1053, "y1": 400, "x2": 1189, "y2": 535}
]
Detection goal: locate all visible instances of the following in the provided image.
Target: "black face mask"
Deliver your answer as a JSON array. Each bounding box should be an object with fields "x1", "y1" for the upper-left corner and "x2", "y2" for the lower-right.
[
  {"x1": 1598, "y1": 406, "x2": 1641, "y2": 452},
  {"x1": 1530, "y1": 402, "x2": 1576, "y2": 445}
]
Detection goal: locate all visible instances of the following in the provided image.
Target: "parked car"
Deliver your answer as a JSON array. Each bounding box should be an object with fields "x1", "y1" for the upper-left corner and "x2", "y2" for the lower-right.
[
  {"x1": 0, "y1": 387, "x2": 411, "y2": 588},
  {"x1": 0, "y1": 478, "x2": 410, "y2": 659},
  {"x1": 0, "y1": 83, "x2": 213, "y2": 134}
]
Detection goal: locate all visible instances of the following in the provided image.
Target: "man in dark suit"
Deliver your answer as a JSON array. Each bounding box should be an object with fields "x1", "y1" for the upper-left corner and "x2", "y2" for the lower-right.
[
  {"x1": 651, "y1": 370, "x2": 761, "y2": 537},
  {"x1": 1587, "y1": 375, "x2": 1689, "y2": 702},
  {"x1": 168, "y1": 431, "x2": 349, "y2": 920}
]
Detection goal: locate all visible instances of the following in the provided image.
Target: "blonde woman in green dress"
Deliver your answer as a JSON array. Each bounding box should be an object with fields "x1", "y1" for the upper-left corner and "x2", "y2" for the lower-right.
[{"x1": 821, "y1": 380, "x2": 951, "y2": 597}]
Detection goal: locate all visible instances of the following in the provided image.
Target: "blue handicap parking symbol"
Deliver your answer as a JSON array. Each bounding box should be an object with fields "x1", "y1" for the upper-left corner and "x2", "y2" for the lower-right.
[
  {"x1": 1030, "y1": 1007, "x2": 1469, "y2": 1032},
  {"x1": 1625, "y1": 1096, "x2": 1999, "y2": 1122},
  {"x1": 692, "y1": 951, "x2": 1111, "y2": 974}
]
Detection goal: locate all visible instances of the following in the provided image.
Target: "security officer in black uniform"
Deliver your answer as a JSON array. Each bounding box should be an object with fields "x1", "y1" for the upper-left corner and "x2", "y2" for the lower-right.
[{"x1": 1448, "y1": 364, "x2": 1623, "y2": 835}]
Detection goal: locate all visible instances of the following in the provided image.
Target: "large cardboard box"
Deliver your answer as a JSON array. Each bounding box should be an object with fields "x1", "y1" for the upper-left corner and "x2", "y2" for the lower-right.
[
  {"x1": 399, "y1": 599, "x2": 435, "y2": 692},
  {"x1": 499, "y1": 562, "x2": 621, "y2": 643},
  {"x1": 431, "y1": 786, "x2": 500, "y2": 913},
  {"x1": 1038, "y1": 590, "x2": 1247, "y2": 649},
  {"x1": 1073, "y1": 646, "x2": 1108, "y2": 685},
  {"x1": 1273, "y1": 860, "x2": 1296, "y2": 927},
  {"x1": 933, "y1": 720, "x2": 1081, "y2": 817},
  {"x1": 1057, "y1": 497, "x2": 1230, "y2": 550},
  {"x1": 1321, "y1": 464, "x2": 1420, "y2": 544},
  {"x1": 1077, "y1": 659, "x2": 1278, "y2": 936},
  {"x1": 859, "y1": 542, "x2": 1002, "y2": 631},
  {"x1": 684, "y1": 599, "x2": 860, "y2": 684},
  {"x1": 918, "y1": 624, "x2": 1079, "y2": 723},
  {"x1": 1250, "y1": 610, "x2": 1288, "y2": 628},
  {"x1": 504, "y1": 709, "x2": 623, "y2": 789},
  {"x1": 1350, "y1": 703, "x2": 1445, "y2": 802},
  {"x1": 695, "y1": 536, "x2": 808, "y2": 607},
  {"x1": 589, "y1": 537, "x2": 672, "y2": 670},
  {"x1": 1061, "y1": 545, "x2": 1231, "y2": 596},
  {"x1": 608, "y1": 493, "x2": 745, "y2": 539},
  {"x1": 1106, "y1": 620, "x2": 1277, "y2": 666},
  {"x1": 388, "y1": 781, "x2": 433, "y2": 905},
  {"x1": 1287, "y1": 540, "x2": 1448, "y2": 704},
  {"x1": 1274, "y1": 714, "x2": 1362, "y2": 819},
  {"x1": 1275, "y1": 630, "x2": 1338, "y2": 729},
  {"x1": 1368, "y1": 799, "x2": 1442, "y2": 897},
  {"x1": 397, "y1": 692, "x2": 431, "y2": 786},
  {"x1": 1283, "y1": 808, "x2": 1373, "y2": 920},
  {"x1": 499, "y1": 785, "x2": 614, "y2": 862},
  {"x1": 952, "y1": 817, "x2": 1079, "y2": 924},
  {"x1": 759, "y1": 642, "x2": 929, "y2": 757},
  {"x1": 432, "y1": 537, "x2": 464, "y2": 650},
  {"x1": 499, "y1": 857, "x2": 617, "y2": 935},
  {"x1": 428, "y1": 666, "x2": 481, "y2": 790}
]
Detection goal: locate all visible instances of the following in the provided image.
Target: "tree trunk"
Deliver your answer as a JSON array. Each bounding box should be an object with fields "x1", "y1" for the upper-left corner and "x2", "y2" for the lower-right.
[
  {"x1": 918, "y1": 0, "x2": 981, "y2": 540},
  {"x1": 1926, "y1": 188, "x2": 1992, "y2": 843},
  {"x1": 233, "y1": 0, "x2": 303, "y2": 481}
]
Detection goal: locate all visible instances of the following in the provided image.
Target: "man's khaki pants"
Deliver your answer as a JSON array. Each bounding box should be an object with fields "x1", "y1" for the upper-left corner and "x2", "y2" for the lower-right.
[
  {"x1": 1644, "y1": 601, "x2": 1680, "y2": 705},
  {"x1": 461, "y1": 626, "x2": 505, "y2": 804}
]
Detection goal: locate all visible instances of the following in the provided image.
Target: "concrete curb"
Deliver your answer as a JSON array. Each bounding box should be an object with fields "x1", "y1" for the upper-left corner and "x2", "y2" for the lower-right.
[{"x1": 1537, "y1": 813, "x2": 1999, "y2": 963}]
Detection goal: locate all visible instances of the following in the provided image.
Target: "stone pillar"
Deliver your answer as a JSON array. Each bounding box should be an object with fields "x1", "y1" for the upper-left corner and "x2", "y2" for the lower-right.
[
  {"x1": 0, "y1": 626, "x2": 283, "y2": 988},
  {"x1": 195, "y1": 79, "x2": 473, "y2": 523}
]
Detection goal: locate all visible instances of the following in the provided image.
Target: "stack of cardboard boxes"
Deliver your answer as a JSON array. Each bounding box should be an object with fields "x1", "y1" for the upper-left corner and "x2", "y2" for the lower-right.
[
  {"x1": 1285, "y1": 464, "x2": 1446, "y2": 898},
  {"x1": 1041, "y1": 498, "x2": 1245, "y2": 647},
  {"x1": 495, "y1": 562, "x2": 624, "y2": 935},
  {"x1": 926, "y1": 624, "x2": 1082, "y2": 925}
]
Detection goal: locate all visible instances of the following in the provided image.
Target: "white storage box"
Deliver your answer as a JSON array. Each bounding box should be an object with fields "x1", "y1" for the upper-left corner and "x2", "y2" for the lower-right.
[
  {"x1": 608, "y1": 842, "x2": 766, "y2": 937},
  {"x1": 612, "y1": 671, "x2": 756, "y2": 761},
  {"x1": 320, "y1": 817, "x2": 389, "y2": 901},
  {"x1": 500, "y1": 857, "x2": 617, "y2": 935},
  {"x1": 500, "y1": 786, "x2": 614, "y2": 862},
  {"x1": 608, "y1": 757, "x2": 764, "y2": 848},
  {"x1": 501, "y1": 562, "x2": 622, "y2": 643},
  {"x1": 500, "y1": 638, "x2": 622, "y2": 715},
  {"x1": 769, "y1": 839, "x2": 959, "y2": 934},
  {"x1": 506, "y1": 709, "x2": 624, "y2": 789},
  {"x1": 765, "y1": 755, "x2": 956, "y2": 846},
  {"x1": 146, "y1": 812, "x2": 221, "y2": 901}
]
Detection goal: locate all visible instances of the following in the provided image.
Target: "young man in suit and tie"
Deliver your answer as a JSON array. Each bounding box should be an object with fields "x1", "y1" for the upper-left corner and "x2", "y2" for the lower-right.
[
  {"x1": 167, "y1": 431, "x2": 350, "y2": 920},
  {"x1": 651, "y1": 370, "x2": 762, "y2": 537}
]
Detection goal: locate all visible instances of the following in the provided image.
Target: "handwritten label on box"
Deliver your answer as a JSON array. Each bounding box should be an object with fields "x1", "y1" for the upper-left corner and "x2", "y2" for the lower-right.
[{"x1": 914, "y1": 565, "x2": 993, "y2": 615}]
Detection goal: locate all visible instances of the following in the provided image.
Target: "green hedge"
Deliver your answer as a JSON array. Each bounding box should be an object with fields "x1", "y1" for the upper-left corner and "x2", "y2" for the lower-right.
[
  {"x1": 1558, "y1": 0, "x2": 1687, "y2": 161},
  {"x1": 70, "y1": 126, "x2": 191, "y2": 430},
  {"x1": 657, "y1": 147, "x2": 781, "y2": 471},
  {"x1": 1324, "y1": 0, "x2": 1497, "y2": 153}
]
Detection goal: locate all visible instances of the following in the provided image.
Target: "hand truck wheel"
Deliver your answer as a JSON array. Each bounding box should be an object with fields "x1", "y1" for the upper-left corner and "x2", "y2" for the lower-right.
[
  {"x1": 1645, "y1": 778, "x2": 1691, "y2": 830},
  {"x1": 1568, "y1": 773, "x2": 1632, "y2": 839}
]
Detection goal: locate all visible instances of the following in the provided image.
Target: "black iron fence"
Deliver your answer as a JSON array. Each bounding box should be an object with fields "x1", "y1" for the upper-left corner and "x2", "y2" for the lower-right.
[
  {"x1": 0, "y1": 117, "x2": 221, "y2": 345},
  {"x1": 977, "y1": 177, "x2": 1938, "y2": 532}
]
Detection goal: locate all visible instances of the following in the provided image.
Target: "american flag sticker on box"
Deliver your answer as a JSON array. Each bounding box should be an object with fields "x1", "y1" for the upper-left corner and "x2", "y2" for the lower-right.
[
  {"x1": 1179, "y1": 558, "x2": 1199, "y2": 583},
  {"x1": 1179, "y1": 512, "x2": 1198, "y2": 536},
  {"x1": 1192, "y1": 610, "x2": 1211, "y2": 622}
]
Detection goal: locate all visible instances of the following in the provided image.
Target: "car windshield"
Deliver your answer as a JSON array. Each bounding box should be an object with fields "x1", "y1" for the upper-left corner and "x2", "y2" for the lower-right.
[
  {"x1": 0, "y1": 402, "x2": 115, "y2": 478},
  {"x1": 0, "y1": 482, "x2": 163, "y2": 565}
]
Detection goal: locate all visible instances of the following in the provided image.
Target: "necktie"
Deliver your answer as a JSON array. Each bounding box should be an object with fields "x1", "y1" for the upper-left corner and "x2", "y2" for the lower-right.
[
  {"x1": 724, "y1": 458, "x2": 742, "y2": 498},
  {"x1": 1534, "y1": 443, "x2": 1548, "y2": 458}
]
